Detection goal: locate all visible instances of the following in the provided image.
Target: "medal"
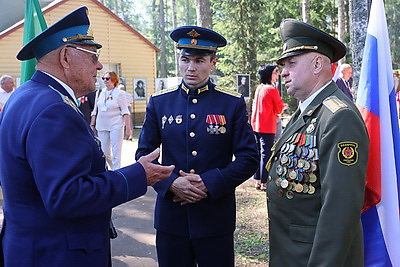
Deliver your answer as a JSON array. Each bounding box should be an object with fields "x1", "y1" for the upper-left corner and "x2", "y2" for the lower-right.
[
  {"x1": 309, "y1": 173, "x2": 317, "y2": 183},
  {"x1": 286, "y1": 190, "x2": 294, "y2": 199},
  {"x1": 306, "y1": 123, "x2": 315, "y2": 133},
  {"x1": 281, "y1": 179, "x2": 289, "y2": 189},
  {"x1": 295, "y1": 183, "x2": 304, "y2": 193},
  {"x1": 302, "y1": 184, "x2": 309, "y2": 193},
  {"x1": 308, "y1": 184, "x2": 316, "y2": 194}
]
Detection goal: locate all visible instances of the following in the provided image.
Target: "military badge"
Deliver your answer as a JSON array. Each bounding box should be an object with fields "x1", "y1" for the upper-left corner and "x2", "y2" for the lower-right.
[
  {"x1": 161, "y1": 115, "x2": 167, "y2": 129},
  {"x1": 337, "y1": 142, "x2": 359, "y2": 166},
  {"x1": 168, "y1": 115, "x2": 174, "y2": 124},
  {"x1": 175, "y1": 115, "x2": 183, "y2": 124}
]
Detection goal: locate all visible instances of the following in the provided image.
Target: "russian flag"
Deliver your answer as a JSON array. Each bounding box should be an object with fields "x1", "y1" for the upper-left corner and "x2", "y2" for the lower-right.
[{"x1": 356, "y1": 0, "x2": 400, "y2": 266}]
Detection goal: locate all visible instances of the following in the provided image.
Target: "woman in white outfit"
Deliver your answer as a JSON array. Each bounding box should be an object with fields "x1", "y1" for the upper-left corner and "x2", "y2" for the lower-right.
[{"x1": 90, "y1": 71, "x2": 132, "y2": 170}]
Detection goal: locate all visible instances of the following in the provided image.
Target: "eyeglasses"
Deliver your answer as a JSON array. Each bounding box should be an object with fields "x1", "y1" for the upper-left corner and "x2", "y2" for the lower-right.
[
  {"x1": 102, "y1": 77, "x2": 111, "y2": 81},
  {"x1": 66, "y1": 45, "x2": 100, "y2": 62}
]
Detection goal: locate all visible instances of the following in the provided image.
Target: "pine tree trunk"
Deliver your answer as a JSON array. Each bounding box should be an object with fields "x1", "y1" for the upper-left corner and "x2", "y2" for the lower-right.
[
  {"x1": 302, "y1": 0, "x2": 311, "y2": 24},
  {"x1": 349, "y1": 0, "x2": 370, "y2": 95},
  {"x1": 172, "y1": 0, "x2": 179, "y2": 76},
  {"x1": 338, "y1": 0, "x2": 346, "y2": 64},
  {"x1": 196, "y1": 0, "x2": 212, "y2": 29},
  {"x1": 159, "y1": 0, "x2": 167, "y2": 78}
]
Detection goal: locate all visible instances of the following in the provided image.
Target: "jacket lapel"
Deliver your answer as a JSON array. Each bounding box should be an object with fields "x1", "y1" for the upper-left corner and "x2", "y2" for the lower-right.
[{"x1": 271, "y1": 82, "x2": 338, "y2": 158}]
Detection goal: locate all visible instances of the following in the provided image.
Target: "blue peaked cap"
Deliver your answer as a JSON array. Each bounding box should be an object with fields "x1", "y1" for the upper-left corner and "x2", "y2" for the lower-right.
[
  {"x1": 17, "y1": 6, "x2": 102, "y2": 61},
  {"x1": 170, "y1": 26, "x2": 227, "y2": 56}
]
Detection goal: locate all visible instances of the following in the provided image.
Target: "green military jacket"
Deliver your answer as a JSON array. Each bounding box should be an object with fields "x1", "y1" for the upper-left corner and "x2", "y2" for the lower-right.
[{"x1": 267, "y1": 82, "x2": 369, "y2": 267}]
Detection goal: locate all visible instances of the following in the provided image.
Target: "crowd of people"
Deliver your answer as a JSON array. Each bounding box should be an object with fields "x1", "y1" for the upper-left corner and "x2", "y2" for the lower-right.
[{"x1": 2, "y1": 4, "x2": 400, "y2": 267}]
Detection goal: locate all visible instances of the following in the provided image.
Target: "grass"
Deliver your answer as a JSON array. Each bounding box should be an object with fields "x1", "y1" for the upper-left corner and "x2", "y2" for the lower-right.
[{"x1": 235, "y1": 179, "x2": 269, "y2": 266}]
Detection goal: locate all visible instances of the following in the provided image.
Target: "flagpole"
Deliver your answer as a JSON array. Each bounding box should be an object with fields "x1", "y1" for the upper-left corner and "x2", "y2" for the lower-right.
[{"x1": 20, "y1": 0, "x2": 47, "y2": 84}]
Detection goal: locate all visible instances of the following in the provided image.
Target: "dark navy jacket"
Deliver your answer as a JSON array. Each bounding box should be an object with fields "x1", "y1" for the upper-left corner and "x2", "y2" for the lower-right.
[
  {"x1": 136, "y1": 79, "x2": 259, "y2": 238},
  {"x1": 0, "y1": 71, "x2": 147, "y2": 267}
]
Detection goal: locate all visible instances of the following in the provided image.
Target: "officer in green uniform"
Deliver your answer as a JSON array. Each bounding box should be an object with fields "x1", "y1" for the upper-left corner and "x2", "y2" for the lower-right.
[{"x1": 266, "y1": 19, "x2": 369, "y2": 266}]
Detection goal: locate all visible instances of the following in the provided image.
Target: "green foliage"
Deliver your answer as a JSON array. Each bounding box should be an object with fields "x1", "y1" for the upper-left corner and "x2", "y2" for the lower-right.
[
  {"x1": 99, "y1": 0, "x2": 400, "y2": 111},
  {"x1": 386, "y1": 0, "x2": 400, "y2": 69}
]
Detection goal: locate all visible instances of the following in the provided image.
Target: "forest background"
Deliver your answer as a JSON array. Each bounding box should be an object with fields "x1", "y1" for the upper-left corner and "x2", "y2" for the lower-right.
[{"x1": 98, "y1": 0, "x2": 399, "y2": 112}]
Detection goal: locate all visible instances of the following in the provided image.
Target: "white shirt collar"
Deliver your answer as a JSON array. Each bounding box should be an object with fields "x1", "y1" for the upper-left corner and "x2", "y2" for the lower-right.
[
  {"x1": 41, "y1": 71, "x2": 78, "y2": 105},
  {"x1": 299, "y1": 80, "x2": 332, "y2": 113}
]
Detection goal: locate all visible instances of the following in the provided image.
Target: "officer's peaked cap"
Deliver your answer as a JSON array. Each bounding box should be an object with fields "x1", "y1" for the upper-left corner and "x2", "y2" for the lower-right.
[
  {"x1": 170, "y1": 26, "x2": 227, "y2": 56},
  {"x1": 17, "y1": 6, "x2": 102, "y2": 61},
  {"x1": 277, "y1": 19, "x2": 346, "y2": 64}
]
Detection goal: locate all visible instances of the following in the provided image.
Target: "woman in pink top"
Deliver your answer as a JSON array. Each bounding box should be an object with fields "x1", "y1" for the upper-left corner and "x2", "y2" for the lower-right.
[{"x1": 251, "y1": 64, "x2": 284, "y2": 190}]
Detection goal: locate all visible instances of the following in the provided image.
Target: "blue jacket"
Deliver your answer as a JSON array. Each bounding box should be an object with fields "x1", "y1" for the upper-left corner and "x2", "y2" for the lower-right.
[
  {"x1": 136, "y1": 80, "x2": 259, "y2": 238},
  {"x1": 0, "y1": 71, "x2": 147, "y2": 267}
]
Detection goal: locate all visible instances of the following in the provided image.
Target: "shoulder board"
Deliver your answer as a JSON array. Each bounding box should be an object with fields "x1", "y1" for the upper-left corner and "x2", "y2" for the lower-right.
[
  {"x1": 214, "y1": 86, "x2": 242, "y2": 98},
  {"x1": 152, "y1": 85, "x2": 179, "y2": 97},
  {"x1": 323, "y1": 96, "x2": 348, "y2": 113},
  {"x1": 48, "y1": 85, "x2": 81, "y2": 114}
]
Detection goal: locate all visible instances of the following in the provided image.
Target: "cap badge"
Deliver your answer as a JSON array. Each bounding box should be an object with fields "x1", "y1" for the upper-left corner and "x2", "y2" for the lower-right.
[
  {"x1": 187, "y1": 29, "x2": 200, "y2": 38},
  {"x1": 187, "y1": 29, "x2": 200, "y2": 46}
]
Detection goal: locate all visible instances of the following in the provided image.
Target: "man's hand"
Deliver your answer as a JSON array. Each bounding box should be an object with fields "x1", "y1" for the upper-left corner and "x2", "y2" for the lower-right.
[
  {"x1": 137, "y1": 148, "x2": 174, "y2": 186},
  {"x1": 170, "y1": 170, "x2": 208, "y2": 205}
]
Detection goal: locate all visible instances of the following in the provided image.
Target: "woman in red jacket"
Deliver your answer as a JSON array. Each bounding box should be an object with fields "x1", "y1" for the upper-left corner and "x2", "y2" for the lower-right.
[{"x1": 251, "y1": 64, "x2": 284, "y2": 190}]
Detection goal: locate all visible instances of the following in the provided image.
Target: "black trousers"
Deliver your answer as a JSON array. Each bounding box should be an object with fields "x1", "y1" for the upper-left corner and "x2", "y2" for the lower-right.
[{"x1": 156, "y1": 230, "x2": 234, "y2": 267}]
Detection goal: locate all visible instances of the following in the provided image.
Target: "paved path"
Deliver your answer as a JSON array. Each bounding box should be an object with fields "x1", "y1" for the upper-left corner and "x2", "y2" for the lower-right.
[{"x1": 111, "y1": 140, "x2": 158, "y2": 267}]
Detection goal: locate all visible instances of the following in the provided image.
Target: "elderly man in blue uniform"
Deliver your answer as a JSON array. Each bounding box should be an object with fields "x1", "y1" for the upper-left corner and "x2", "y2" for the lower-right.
[
  {"x1": 266, "y1": 19, "x2": 369, "y2": 266},
  {"x1": 135, "y1": 26, "x2": 259, "y2": 267},
  {"x1": 0, "y1": 7, "x2": 174, "y2": 267}
]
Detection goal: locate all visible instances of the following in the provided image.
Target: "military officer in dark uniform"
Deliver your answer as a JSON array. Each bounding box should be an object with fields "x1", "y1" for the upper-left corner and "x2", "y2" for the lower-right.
[
  {"x1": 266, "y1": 19, "x2": 369, "y2": 266},
  {"x1": 0, "y1": 7, "x2": 174, "y2": 266},
  {"x1": 135, "y1": 26, "x2": 259, "y2": 267}
]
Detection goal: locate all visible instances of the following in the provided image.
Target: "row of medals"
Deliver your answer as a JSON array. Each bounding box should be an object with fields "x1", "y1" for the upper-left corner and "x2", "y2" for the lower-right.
[{"x1": 275, "y1": 133, "x2": 318, "y2": 200}]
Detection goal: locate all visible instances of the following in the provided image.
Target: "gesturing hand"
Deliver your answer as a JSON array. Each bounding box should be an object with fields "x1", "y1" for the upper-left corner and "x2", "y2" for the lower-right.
[{"x1": 137, "y1": 148, "x2": 175, "y2": 186}]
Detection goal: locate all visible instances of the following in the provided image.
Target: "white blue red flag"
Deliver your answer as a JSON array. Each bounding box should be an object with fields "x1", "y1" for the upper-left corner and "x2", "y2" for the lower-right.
[{"x1": 356, "y1": 0, "x2": 400, "y2": 265}]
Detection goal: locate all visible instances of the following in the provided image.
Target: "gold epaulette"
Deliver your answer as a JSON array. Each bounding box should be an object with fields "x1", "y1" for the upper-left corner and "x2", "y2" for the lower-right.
[
  {"x1": 323, "y1": 96, "x2": 348, "y2": 113},
  {"x1": 152, "y1": 85, "x2": 179, "y2": 97},
  {"x1": 214, "y1": 86, "x2": 242, "y2": 98}
]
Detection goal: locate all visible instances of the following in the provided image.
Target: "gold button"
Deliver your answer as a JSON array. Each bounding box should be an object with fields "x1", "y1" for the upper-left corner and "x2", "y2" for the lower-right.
[
  {"x1": 189, "y1": 132, "x2": 195, "y2": 138},
  {"x1": 190, "y1": 114, "x2": 196, "y2": 119},
  {"x1": 190, "y1": 169, "x2": 195, "y2": 174},
  {"x1": 192, "y1": 99, "x2": 198, "y2": 104},
  {"x1": 192, "y1": 151, "x2": 197, "y2": 156}
]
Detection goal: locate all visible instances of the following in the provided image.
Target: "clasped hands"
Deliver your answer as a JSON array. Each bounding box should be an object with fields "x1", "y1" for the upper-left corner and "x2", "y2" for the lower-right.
[{"x1": 170, "y1": 170, "x2": 208, "y2": 205}]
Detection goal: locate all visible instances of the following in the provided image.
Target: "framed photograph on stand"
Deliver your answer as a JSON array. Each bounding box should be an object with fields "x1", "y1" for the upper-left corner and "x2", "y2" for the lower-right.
[
  {"x1": 133, "y1": 78, "x2": 147, "y2": 100},
  {"x1": 236, "y1": 74, "x2": 250, "y2": 98},
  {"x1": 155, "y1": 78, "x2": 168, "y2": 92}
]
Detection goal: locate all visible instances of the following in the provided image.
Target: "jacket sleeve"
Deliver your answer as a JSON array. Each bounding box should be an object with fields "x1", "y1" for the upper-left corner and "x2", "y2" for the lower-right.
[
  {"x1": 308, "y1": 107, "x2": 369, "y2": 266},
  {"x1": 27, "y1": 102, "x2": 147, "y2": 219}
]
